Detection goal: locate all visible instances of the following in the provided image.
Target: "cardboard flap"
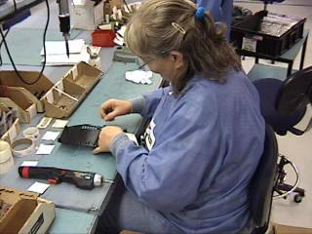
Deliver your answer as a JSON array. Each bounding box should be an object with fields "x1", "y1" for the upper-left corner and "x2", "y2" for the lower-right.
[{"x1": 0, "y1": 71, "x2": 53, "y2": 95}]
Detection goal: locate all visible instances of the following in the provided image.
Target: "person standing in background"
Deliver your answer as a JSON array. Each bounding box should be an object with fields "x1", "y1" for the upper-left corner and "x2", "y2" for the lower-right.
[{"x1": 196, "y1": 0, "x2": 233, "y2": 39}]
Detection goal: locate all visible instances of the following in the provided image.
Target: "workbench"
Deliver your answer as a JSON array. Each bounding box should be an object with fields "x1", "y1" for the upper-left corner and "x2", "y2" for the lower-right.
[{"x1": 0, "y1": 1, "x2": 163, "y2": 233}]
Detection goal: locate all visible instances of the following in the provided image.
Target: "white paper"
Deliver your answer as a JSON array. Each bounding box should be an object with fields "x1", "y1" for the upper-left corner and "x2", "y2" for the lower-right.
[
  {"x1": 125, "y1": 70, "x2": 153, "y2": 85},
  {"x1": 21, "y1": 161, "x2": 38, "y2": 166},
  {"x1": 41, "y1": 39, "x2": 85, "y2": 56},
  {"x1": 28, "y1": 182, "x2": 50, "y2": 194},
  {"x1": 42, "y1": 131, "x2": 60, "y2": 141},
  {"x1": 44, "y1": 53, "x2": 88, "y2": 66},
  {"x1": 52, "y1": 120, "x2": 69, "y2": 129},
  {"x1": 36, "y1": 144, "x2": 55, "y2": 155}
]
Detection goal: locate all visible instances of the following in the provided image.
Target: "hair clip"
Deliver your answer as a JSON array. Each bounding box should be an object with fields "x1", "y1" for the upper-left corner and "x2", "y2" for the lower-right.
[
  {"x1": 194, "y1": 7, "x2": 205, "y2": 21},
  {"x1": 171, "y1": 22, "x2": 186, "y2": 35}
]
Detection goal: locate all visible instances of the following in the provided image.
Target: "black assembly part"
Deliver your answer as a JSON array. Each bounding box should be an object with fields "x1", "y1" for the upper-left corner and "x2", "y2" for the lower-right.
[{"x1": 58, "y1": 124, "x2": 102, "y2": 148}]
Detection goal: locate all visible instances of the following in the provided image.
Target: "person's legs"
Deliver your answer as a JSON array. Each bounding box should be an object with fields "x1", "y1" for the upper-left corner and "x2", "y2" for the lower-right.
[{"x1": 96, "y1": 181, "x2": 181, "y2": 234}]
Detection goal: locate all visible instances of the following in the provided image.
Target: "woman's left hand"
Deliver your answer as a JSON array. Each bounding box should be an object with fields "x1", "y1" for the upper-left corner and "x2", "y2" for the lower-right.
[{"x1": 93, "y1": 126, "x2": 123, "y2": 154}]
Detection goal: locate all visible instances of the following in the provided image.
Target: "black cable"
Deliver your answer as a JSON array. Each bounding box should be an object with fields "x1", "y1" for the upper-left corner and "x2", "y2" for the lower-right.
[
  {"x1": 0, "y1": 28, "x2": 10, "y2": 67},
  {"x1": 122, "y1": 0, "x2": 131, "y2": 13},
  {"x1": 0, "y1": 0, "x2": 50, "y2": 85}
]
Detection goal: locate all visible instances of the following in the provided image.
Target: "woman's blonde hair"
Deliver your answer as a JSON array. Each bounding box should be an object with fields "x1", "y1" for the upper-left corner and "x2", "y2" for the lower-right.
[{"x1": 125, "y1": 0, "x2": 242, "y2": 94}]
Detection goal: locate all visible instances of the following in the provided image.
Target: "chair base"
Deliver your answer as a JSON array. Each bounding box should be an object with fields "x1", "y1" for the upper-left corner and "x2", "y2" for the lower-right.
[
  {"x1": 274, "y1": 155, "x2": 305, "y2": 203},
  {"x1": 276, "y1": 183, "x2": 305, "y2": 203}
]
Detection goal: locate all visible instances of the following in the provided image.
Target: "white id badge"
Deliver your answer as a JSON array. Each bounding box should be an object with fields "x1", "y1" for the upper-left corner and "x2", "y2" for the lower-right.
[{"x1": 144, "y1": 119, "x2": 156, "y2": 151}]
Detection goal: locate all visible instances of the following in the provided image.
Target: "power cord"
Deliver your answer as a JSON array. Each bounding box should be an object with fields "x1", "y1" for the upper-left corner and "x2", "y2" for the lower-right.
[
  {"x1": 122, "y1": 0, "x2": 131, "y2": 13},
  {"x1": 0, "y1": 0, "x2": 50, "y2": 85},
  {"x1": 0, "y1": 27, "x2": 10, "y2": 67}
]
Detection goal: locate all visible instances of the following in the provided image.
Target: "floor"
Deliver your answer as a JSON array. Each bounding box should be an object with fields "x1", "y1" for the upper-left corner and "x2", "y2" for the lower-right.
[{"x1": 235, "y1": 0, "x2": 312, "y2": 228}]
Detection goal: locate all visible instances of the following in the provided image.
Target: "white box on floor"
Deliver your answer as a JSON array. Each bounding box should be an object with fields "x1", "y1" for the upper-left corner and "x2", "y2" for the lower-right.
[{"x1": 71, "y1": 0, "x2": 104, "y2": 30}]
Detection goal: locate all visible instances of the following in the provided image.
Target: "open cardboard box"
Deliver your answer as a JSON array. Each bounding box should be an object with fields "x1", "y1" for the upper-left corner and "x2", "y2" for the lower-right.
[
  {"x1": 43, "y1": 79, "x2": 85, "y2": 118},
  {"x1": 0, "y1": 71, "x2": 53, "y2": 113},
  {"x1": 63, "y1": 61, "x2": 102, "y2": 92},
  {"x1": 0, "y1": 187, "x2": 55, "y2": 234},
  {"x1": 0, "y1": 87, "x2": 37, "y2": 124},
  {"x1": 42, "y1": 61, "x2": 102, "y2": 119}
]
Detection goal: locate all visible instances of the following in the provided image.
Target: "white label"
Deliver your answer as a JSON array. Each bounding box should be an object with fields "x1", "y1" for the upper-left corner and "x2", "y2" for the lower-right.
[
  {"x1": 46, "y1": 91, "x2": 54, "y2": 104},
  {"x1": 57, "y1": 80, "x2": 64, "y2": 91},
  {"x1": 125, "y1": 133, "x2": 138, "y2": 145},
  {"x1": 28, "y1": 182, "x2": 50, "y2": 194},
  {"x1": 21, "y1": 161, "x2": 38, "y2": 166},
  {"x1": 242, "y1": 37, "x2": 257, "y2": 52},
  {"x1": 36, "y1": 144, "x2": 55, "y2": 155},
  {"x1": 143, "y1": 119, "x2": 156, "y2": 151},
  {"x1": 8, "y1": 125, "x2": 17, "y2": 143},
  {"x1": 28, "y1": 104, "x2": 37, "y2": 120},
  {"x1": 42, "y1": 131, "x2": 60, "y2": 141},
  {"x1": 72, "y1": 66, "x2": 78, "y2": 80},
  {"x1": 52, "y1": 119, "x2": 68, "y2": 129}
]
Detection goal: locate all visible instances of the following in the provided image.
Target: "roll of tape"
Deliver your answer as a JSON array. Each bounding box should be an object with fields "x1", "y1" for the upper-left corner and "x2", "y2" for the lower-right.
[
  {"x1": 0, "y1": 140, "x2": 14, "y2": 174},
  {"x1": 11, "y1": 138, "x2": 35, "y2": 157},
  {"x1": 23, "y1": 127, "x2": 40, "y2": 141}
]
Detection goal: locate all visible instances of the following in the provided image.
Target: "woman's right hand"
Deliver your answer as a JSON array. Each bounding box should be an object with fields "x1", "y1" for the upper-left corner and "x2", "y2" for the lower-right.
[{"x1": 99, "y1": 99, "x2": 132, "y2": 121}]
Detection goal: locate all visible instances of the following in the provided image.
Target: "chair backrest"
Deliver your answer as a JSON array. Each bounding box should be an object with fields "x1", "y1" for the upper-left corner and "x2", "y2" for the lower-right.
[
  {"x1": 276, "y1": 66, "x2": 312, "y2": 114},
  {"x1": 253, "y1": 78, "x2": 305, "y2": 135},
  {"x1": 250, "y1": 124, "x2": 278, "y2": 234}
]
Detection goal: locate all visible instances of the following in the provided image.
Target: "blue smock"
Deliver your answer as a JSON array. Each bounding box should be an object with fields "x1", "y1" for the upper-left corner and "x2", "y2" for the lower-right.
[{"x1": 110, "y1": 70, "x2": 265, "y2": 233}]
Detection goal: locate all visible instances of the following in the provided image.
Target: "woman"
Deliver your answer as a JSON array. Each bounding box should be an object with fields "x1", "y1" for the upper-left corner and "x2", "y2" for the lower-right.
[{"x1": 95, "y1": 0, "x2": 265, "y2": 233}]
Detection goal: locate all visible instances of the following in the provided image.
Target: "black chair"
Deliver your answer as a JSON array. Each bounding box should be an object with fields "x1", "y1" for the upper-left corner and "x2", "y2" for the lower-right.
[
  {"x1": 250, "y1": 124, "x2": 278, "y2": 234},
  {"x1": 253, "y1": 66, "x2": 312, "y2": 203}
]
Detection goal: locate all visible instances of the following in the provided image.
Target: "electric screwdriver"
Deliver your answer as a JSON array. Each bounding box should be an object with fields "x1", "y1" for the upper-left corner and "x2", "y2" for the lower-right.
[
  {"x1": 57, "y1": 0, "x2": 70, "y2": 57},
  {"x1": 18, "y1": 166, "x2": 111, "y2": 190}
]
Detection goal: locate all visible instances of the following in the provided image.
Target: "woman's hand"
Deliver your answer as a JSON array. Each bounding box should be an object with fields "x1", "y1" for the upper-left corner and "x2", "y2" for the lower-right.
[
  {"x1": 93, "y1": 126, "x2": 123, "y2": 154},
  {"x1": 100, "y1": 99, "x2": 132, "y2": 121}
]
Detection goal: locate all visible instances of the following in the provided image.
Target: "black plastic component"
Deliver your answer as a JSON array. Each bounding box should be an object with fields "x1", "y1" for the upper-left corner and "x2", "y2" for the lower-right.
[{"x1": 58, "y1": 124, "x2": 102, "y2": 148}]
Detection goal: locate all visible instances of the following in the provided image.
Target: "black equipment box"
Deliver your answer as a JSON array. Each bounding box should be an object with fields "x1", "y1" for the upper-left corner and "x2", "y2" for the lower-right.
[{"x1": 230, "y1": 10, "x2": 306, "y2": 58}]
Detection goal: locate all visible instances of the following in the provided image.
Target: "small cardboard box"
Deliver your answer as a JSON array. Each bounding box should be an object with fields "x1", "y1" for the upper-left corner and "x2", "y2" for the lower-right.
[
  {"x1": 0, "y1": 187, "x2": 55, "y2": 234},
  {"x1": 0, "y1": 71, "x2": 54, "y2": 113},
  {"x1": 273, "y1": 223, "x2": 312, "y2": 234},
  {"x1": 71, "y1": 0, "x2": 104, "y2": 30},
  {"x1": 42, "y1": 61, "x2": 102, "y2": 119},
  {"x1": 1, "y1": 118, "x2": 20, "y2": 145},
  {"x1": 63, "y1": 61, "x2": 102, "y2": 92},
  {"x1": 0, "y1": 88, "x2": 37, "y2": 124}
]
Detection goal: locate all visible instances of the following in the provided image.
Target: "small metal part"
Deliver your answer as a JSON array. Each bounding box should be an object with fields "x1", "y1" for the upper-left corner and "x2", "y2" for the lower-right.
[{"x1": 93, "y1": 174, "x2": 103, "y2": 187}]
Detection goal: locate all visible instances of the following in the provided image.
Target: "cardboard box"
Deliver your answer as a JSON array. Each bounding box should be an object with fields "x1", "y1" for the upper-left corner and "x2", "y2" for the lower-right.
[
  {"x1": 0, "y1": 71, "x2": 54, "y2": 112},
  {"x1": 0, "y1": 187, "x2": 55, "y2": 234},
  {"x1": 71, "y1": 0, "x2": 104, "y2": 30},
  {"x1": 42, "y1": 61, "x2": 102, "y2": 119},
  {"x1": 1, "y1": 118, "x2": 20, "y2": 145},
  {"x1": 273, "y1": 223, "x2": 312, "y2": 234},
  {"x1": 0, "y1": 87, "x2": 37, "y2": 124},
  {"x1": 63, "y1": 61, "x2": 102, "y2": 92}
]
